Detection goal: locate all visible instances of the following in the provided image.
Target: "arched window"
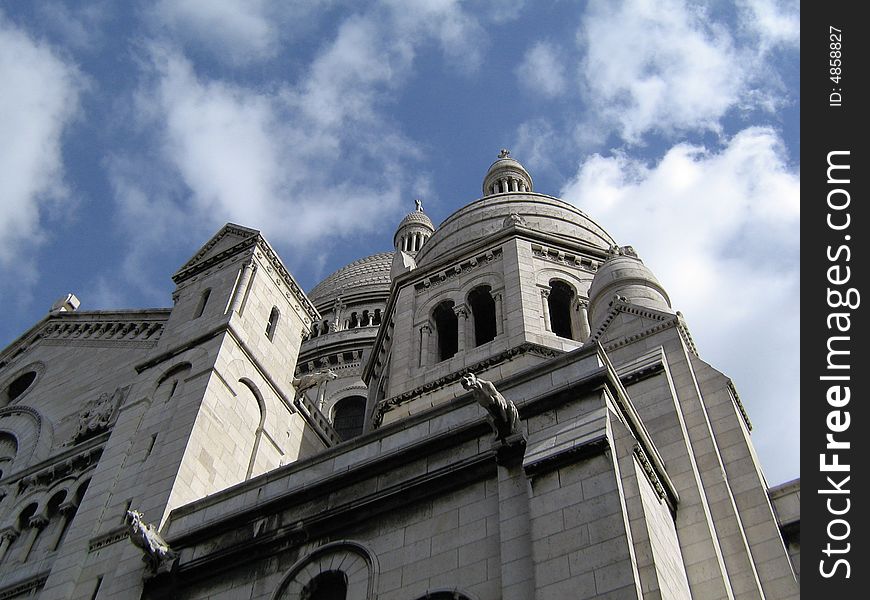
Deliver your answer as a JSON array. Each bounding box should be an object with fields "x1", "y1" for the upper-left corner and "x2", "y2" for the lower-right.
[
  {"x1": 468, "y1": 286, "x2": 497, "y2": 346},
  {"x1": 193, "y1": 288, "x2": 211, "y2": 319},
  {"x1": 373, "y1": 308, "x2": 382, "y2": 325},
  {"x1": 414, "y1": 592, "x2": 474, "y2": 600},
  {"x1": 301, "y1": 570, "x2": 347, "y2": 600},
  {"x1": 0, "y1": 432, "x2": 16, "y2": 478},
  {"x1": 156, "y1": 363, "x2": 192, "y2": 404},
  {"x1": 349, "y1": 312, "x2": 358, "y2": 328},
  {"x1": 433, "y1": 300, "x2": 458, "y2": 361},
  {"x1": 548, "y1": 280, "x2": 575, "y2": 339},
  {"x1": 333, "y1": 396, "x2": 366, "y2": 441},
  {"x1": 5, "y1": 371, "x2": 37, "y2": 405},
  {"x1": 266, "y1": 307, "x2": 280, "y2": 340}
]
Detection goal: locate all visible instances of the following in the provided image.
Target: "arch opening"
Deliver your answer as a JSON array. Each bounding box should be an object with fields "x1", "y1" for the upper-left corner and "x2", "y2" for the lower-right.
[
  {"x1": 433, "y1": 301, "x2": 458, "y2": 361},
  {"x1": 548, "y1": 280, "x2": 575, "y2": 339},
  {"x1": 468, "y1": 286, "x2": 497, "y2": 346},
  {"x1": 333, "y1": 396, "x2": 366, "y2": 441}
]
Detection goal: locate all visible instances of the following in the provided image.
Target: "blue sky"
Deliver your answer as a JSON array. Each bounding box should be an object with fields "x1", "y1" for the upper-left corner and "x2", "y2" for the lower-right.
[{"x1": 0, "y1": 1, "x2": 799, "y2": 483}]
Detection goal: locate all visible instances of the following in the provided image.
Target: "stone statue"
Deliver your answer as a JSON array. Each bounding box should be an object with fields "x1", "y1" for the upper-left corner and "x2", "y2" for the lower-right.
[
  {"x1": 499, "y1": 149, "x2": 511, "y2": 158},
  {"x1": 292, "y1": 369, "x2": 338, "y2": 395},
  {"x1": 414, "y1": 198, "x2": 424, "y2": 211},
  {"x1": 461, "y1": 373, "x2": 520, "y2": 441},
  {"x1": 125, "y1": 510, "x2": 177, "y2": 573}
]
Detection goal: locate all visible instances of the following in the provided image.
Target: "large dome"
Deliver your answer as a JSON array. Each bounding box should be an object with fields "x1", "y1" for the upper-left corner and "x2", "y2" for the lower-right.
[
  {"x1": 415, "y1": 193, "x2": 616, "y2": 267},
  {"x1": 307, "y1": 251, "x2": 393, "y2": 308}
]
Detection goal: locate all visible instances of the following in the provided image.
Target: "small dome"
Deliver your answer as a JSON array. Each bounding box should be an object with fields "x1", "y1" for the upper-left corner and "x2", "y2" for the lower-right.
[
  {"x1": 393, "y1": 200, "x2": 435, "y2": 255},
  {"x1": 587, "y1": 246, "x2": 673, "y2": 332},
  {"x1": 396, "y1": 208, "x2": 435, "y2": 231},
  {"x1": 482, "y1": 149, "x2": 533, "y2": 196}
]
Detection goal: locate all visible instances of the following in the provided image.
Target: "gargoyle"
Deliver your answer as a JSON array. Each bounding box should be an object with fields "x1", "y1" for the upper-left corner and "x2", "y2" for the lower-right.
[
  {"x1": 292, "y1": 369, "x2": 338, "y2": 395},
  {"x1": 125, "y1": 510, "x2": 177, "y2": 573},
  {"x1": 461, "y1": 373, "x2": 521, "y2": 441}
]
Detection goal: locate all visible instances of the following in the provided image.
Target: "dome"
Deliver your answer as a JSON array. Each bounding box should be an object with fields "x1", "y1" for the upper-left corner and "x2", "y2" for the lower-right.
[
  {"x1": 482, "y1": 149, "x2": 533, "y2": 196},
  {"x1": 393, "y1": 199, "x2": 435, "y2": 255},
  {"x1": 415, "y1": 193, "x2": 616, "y2": 267},
  {"x1": 587, "y1": 246, "x2": 673, "y2": 332},
  {"x1": 307, "y1": 252, "x2": 393, "y2": 308},
  {"x1": 396, "y1": 208, "x2": 434, "y2": 231}
]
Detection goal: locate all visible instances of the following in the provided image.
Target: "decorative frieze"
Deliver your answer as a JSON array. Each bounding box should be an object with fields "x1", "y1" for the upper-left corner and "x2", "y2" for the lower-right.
[
  {"x1": 633, "y1": 443, "x2": 667, "y2": 502},
  {"x1": 531, "y1": 243, "x2": 599, "y2": 272},
  {"x1": 88, "y1": 526, "x2": 129, "y2": 553},
  {"x1": 413, "y1": 248, "x2": 503, "y2": 294},
  {"x1": 39, "y1": 317, "x2": 166, "y2": 349},
  {"x1": 16, "y1": 445, "x2": 103, "y2": 493}
]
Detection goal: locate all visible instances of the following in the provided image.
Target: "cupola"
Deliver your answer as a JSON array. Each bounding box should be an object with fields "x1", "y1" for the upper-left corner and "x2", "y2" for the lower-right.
[
  {"x1": 393, "y1": 199, "x2": 435, "y2": 255},
  {"x1": 587, "y1": 246, "x2": 673, "y2": 333},
  {"x1": 482, "y1": 149, "x2": 533, "y2": 196}
]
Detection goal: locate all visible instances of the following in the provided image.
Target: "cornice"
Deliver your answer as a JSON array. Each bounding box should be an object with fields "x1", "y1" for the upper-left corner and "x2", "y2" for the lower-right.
[{"x1": 371, "y1": 342, "x2": 561, "y2": 428}]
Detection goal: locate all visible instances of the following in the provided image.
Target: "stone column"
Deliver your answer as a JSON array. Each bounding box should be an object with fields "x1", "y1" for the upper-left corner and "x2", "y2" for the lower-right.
[
  {"x1": 574, "y1": 298, "x2": 591, "y2": 341},
  {"x1": 419, "y1": 324, "x2": 431, "y2": 367},
  {"x1": 19, "y1": 514, "x2": 48, "y2": 562},
  {"x1": 228, "y1": 259, "x2": 257, "y2": 316},
  {"x1": 540, "y1": 288, "x2": 551, "y2": 332},
  {"x1": 494, "y1": 291, "x2": 504, "y2": 336},
  {"x1": 0, "y1": 527, "x2": 19, "y2": 562},
  {"x1": 454, "y1": 304, "x2": 469, "y2": 353}
]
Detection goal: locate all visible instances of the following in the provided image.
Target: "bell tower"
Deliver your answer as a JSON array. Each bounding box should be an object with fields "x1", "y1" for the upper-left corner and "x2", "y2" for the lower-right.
[{"x1": 40, "y1": 224, "x2": 322, "y2": 600}]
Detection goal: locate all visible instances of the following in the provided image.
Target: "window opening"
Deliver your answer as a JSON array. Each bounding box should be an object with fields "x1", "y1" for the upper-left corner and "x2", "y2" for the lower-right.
[
  {"x1": 433, "y1": 301, "x2": 458, "y2": 361},
  {"x1": 333, "y1": 397, "x2": 366, "y2": 441},
  {"x1": 266, "y1": 307, "x2": 280, "y2": 340},
  {"x1": 194, "y1": 288, "x2": 211, "y2": 319},
  {"x1": 301, "y1": 570, "x2": 347, "y2": 600},
  {"x1": 468, "y1": 286, "x2": 497, "y2": 346},
  {"x1": 548, "y1": 280, "x2": 575, "y2": 339}
]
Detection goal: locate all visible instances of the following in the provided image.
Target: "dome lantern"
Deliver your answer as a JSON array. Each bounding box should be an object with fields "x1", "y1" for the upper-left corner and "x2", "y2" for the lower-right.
[
  {"x1": 482, "y1": 149, "x2": 533, "y2": 196},
  {"x1": 393, "y1": 199, "x2": 435, "y2": 255}
]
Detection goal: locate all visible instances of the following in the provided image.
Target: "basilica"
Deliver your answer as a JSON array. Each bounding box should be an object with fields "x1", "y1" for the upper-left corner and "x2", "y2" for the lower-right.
[{"x1": 0, "y1": 152, "x2": 799, "y2": 599}]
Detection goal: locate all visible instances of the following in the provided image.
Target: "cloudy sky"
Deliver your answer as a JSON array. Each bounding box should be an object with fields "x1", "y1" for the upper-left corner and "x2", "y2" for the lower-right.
[{"x1": 0, "y1": 1, "x2": 799, "y2": 483}]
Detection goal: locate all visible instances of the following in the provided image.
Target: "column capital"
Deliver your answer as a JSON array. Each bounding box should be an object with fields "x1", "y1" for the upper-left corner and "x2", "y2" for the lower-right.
[
  {"x1": 28, "y1": 514, "x2": 49, "y2": 529},
  {"x1": 0, "y1": 526, "x2": 20, "y2": 543},
  {"x1": 453, "y1": 304, "x2": 469, "y2": 318}
]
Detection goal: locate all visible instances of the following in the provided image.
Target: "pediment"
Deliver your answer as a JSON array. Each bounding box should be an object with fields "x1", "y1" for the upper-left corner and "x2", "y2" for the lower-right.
[
  {"x1": 173, "y1": 223, "x2": 260, "y2": 282},
  {"x1": 587, "y1": 299, "x2": 682, "y2": 350}
]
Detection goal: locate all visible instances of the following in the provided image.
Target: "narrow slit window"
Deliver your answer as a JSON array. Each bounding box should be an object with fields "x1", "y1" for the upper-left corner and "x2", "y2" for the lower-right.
[
  {"x1": 193, "y1": 288, "x2": 211, "y2": 319},
  {"x1": 266, "y1": 307, "x2": 280, "y2": 340}
]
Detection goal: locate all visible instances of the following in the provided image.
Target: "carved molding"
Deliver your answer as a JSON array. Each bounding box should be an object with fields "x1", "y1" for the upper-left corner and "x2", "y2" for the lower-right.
[
  {"x1": 0, "y1": 572, "x2": 49, "y2": 600},
  {"x1": 413, "y1": 248, "x2": 503, "y2": 294},
  {"x1": 727, "y1": 380, "x2": 753, "y2": 431},
  {"x1": 16, "y1": 445, "x2": 103, "y2": 493},
  {"x1": 88, "y1": 525, "x2": 129, "y2": 553},
  {"x1": 372, "y1": 342, "x2": 561, "y2": 428},
  {"x1": 633, "y1": 443, "x2": 667, "y2": 502},
  {"x1": 531, "y1": 243, "x2": 599, "y2": 272}
]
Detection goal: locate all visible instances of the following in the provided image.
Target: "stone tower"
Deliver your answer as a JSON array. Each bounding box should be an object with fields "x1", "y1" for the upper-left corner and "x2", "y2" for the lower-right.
[
  {"x1": 6, "y1": 225, "x2": 322, "y2": 599},
  {"x1": 0, "y1": 153, "x2": 799, "y2": 600}
]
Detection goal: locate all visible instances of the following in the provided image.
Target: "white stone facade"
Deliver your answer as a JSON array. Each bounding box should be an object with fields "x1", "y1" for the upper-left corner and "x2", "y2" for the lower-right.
[{"x1": 0, "y1": 154, "x2": 798, "y2": 599}]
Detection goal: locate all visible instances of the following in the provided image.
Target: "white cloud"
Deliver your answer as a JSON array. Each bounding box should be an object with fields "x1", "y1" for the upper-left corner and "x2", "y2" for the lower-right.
[
  {"x1": 0, "y1": 16, "x2": 83, "y2": 270},
  {"x1": 579, "y1": 0, "x2": 749, "y2": 143},
  {"x1": 561, "y1": 127, "x2": 800, "y2": 481},
  {"x1": 516, "y1": 42, "x2": 565, "y2": 98},
  {"x1": 737, "y1": 0, "x2": 800, "y2": 48},
  {"x1": 153, "y1": 0, "x2": 281, "y2": 64}
]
